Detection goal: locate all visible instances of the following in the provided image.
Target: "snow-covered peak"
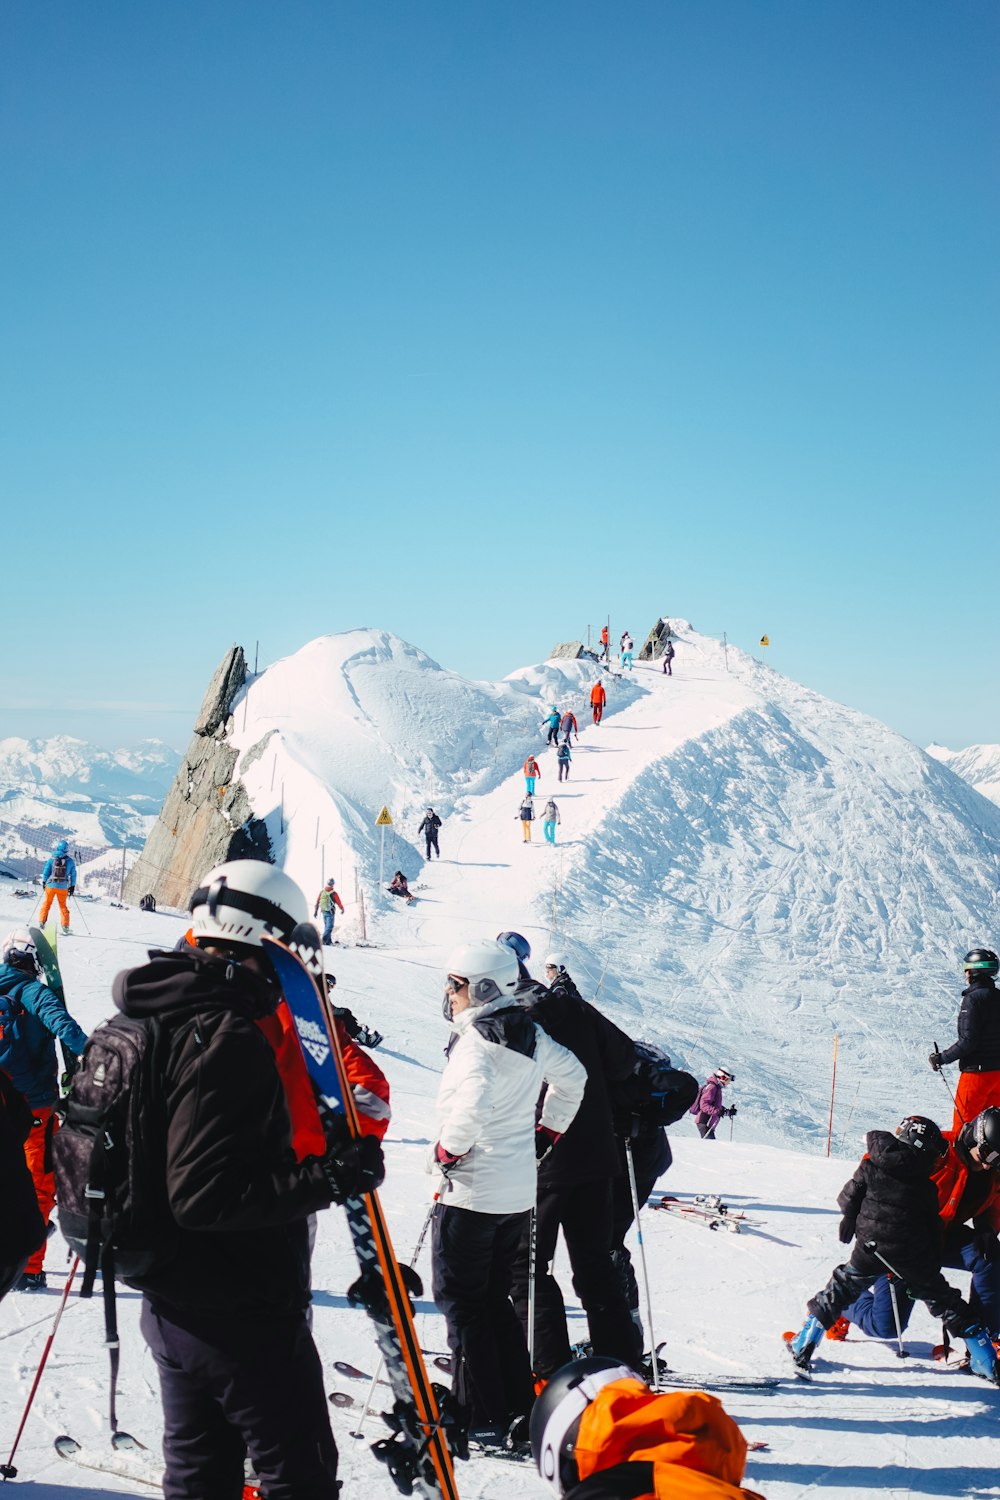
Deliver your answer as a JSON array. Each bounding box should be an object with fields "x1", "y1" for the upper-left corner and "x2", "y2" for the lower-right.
[{"x1": 926, "y1": 741, "x2": 1000, "y2": 809}]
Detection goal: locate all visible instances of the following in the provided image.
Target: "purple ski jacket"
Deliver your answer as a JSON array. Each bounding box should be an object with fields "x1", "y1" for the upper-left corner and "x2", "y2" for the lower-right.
[{"x1": 690, "y1": 1076, "x2": 724, "y2": 1130}]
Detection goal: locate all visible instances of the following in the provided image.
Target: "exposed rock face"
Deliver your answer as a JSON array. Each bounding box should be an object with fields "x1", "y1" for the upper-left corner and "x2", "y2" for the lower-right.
[
  {"x1": 548, "y1": 641, "x2": 600, "y2": 662},
  {"x1": 123, "y1": 646, "x2": 273, "y2": 910},
  {"x1": 638, "y1": 617, "x2": 676, "y2": 660}
]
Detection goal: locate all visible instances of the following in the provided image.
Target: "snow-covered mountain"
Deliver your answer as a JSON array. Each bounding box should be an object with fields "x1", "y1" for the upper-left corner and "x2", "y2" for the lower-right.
[
  {"x1": 926, "y1": 741, "x2": 1000, "y2": 809},
  {"x1": 0, "y1": 735, "x2": 180, "y2": 889},
  {"x1": 211, "y1": 623, "x2": 1000, "y2": 1151}
]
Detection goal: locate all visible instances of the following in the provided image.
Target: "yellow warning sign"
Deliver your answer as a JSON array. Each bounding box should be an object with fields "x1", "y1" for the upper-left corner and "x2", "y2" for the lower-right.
[
  {"x1": 375, "y1": 805, "x2": 393, "y2": 826},
  {"x1": 759, "y1": 634, "x2": 770, "y2": 647}
]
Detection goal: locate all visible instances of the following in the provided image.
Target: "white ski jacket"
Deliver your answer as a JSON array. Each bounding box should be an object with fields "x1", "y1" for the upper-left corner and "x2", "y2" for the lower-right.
[{"x1": 431, "y1": 996, "x2": 587, "y2": 1214}]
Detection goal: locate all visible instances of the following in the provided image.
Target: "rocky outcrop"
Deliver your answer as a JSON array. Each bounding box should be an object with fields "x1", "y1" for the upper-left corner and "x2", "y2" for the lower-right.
[
  {"x1": 638, "y1": 617, "x2": 677, "y2": 661},
  {"x1": 123, "y1": 646, "x2": 273, "y2": 910},
  {"x1": 548, "y1": 640, "x2": 600, "y2": 662}
]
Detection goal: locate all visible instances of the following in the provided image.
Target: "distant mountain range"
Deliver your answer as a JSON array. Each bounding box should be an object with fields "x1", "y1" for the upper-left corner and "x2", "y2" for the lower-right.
[
  {"x1": 926, "y1": 741, "x2": 1000, "y2": 809},
  {"x1": 0, "y1": 736, "x2": 180, "y2": 892}
]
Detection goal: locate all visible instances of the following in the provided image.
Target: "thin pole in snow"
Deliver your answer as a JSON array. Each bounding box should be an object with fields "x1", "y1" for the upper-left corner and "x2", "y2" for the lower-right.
[
  {"x1": 280, "y1": 784, "x2": 284, "y2": 836},
  {"x1": 626, "y1": 1139, "x2": 659, "y2": 1388},
  {"x1": 826, "y1": 1034, "x2": 839, "y2": 1157},
  {"x1": 118, "y1": 846, "x2": 127, "y2": 903},
  {"x1": 723, "y1": 632, "x2": 730, "y2": 672}
]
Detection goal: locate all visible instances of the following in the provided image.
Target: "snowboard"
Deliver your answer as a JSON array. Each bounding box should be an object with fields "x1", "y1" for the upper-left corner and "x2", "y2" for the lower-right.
[{"x1": 263, "y1": 929, "x2": 463, "y2": 1500}]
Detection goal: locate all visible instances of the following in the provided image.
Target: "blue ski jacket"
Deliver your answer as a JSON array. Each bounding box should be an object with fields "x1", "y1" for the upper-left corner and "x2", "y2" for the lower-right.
[
  {"x1": 41, "y1": 851, "x2": 77, "y2": 890},
  {"x1": 0, "y1": 965, "x2": 88, "y2": 1107}
]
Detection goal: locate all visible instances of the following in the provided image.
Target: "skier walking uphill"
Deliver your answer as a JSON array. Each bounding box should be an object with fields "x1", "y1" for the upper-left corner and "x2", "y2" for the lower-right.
[
  {"x1": 662, "y1": 640, "x2": 676, "y2": 676},
  {"x1": 106, "y1": 860, "x2": 384, "y2": 1498},
  {"x1": 788, "y1": 1115, "x2": 1000, "y2": 1382},
  {"x1": 530, "y1": 1355, "x2": 766, "y2": 1500},
  {"x1": 0, "y1": 929, "x2": 88, "y2": 1290},
  {"x1": 557, "y1": 741, "x2": 572, "y2": 782},
  {"x1": 510, "y1": 953, "x2": 643, "y2": 1379},
  {"x1": 418, "y1": 806, "x2": 442, "y2": 859},
  {"x1": 620, "y1": 634, "x2": 634, "y2": 671},
  {"x1": 600, "y1": 625, "x2": 610, "y2": 662},
  {"x1": 930, "y1": 948, "x2": 1000, "y2": 1131},
  {"x1": 38, "y1": 838, "x2": 77, "y2": 932},
  {"x1": 590, "y1": 680, "x2": 606, "y2": 725},
  {"x1": 524, "y1": 753, "x2": 542, "y2": 796},
  {"x1": 835, "y1": 1107, "x2": 1000, "y2": 1343},
  {"x1": 544, "y1": 706, "x2": 562, "y2": 747},
  {"x1": 542, "y1": 798, "x2": 562, "y2": 845},
  {"x1": 312, "y1": 877, "x2": 344, "y2": 946},
  {"x1": 431, "y1": 939, "x2": 586, "y2": 1452},
  {"x1": 0, "y1": 1068, "x2": 47, "y2": 1303},
  {"x1": 690, "y1": 1068, "x2": 736, "y2": 1140},
  {"x1": 559, "y1": 710, "x2": 578, "y2": 746}
]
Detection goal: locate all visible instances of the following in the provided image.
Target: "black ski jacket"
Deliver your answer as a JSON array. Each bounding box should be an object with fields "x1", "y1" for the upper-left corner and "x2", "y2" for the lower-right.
[
  {"x1": 519, "y1": 974, "x2": 636, "y2": 1187},
  {"x1": 837, "y1": 1130, "x2": 943, "y2": 1282},
  {"x1": 937, "y1": 977, "x2": 1000, "y2": 1073},
  {"x1": 418, "y1": 814, "x2": 442, "y2": 838},
  {"x1": 114, "y1": 948, "x2": 333, "y2": 1318}
]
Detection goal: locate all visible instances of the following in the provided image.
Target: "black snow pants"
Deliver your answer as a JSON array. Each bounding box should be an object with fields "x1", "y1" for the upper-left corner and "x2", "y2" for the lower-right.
[
  {"x1": 610, "y1": 1129, "x2": 672, "y2": 1319},
  {"x1": 807, "y1": 1242, "x2": 972, "y2": 1336},
  {"x1": 425, "y1": 833, "x2": 439, "y2": 859},
  {"x1": 510, "y1": 1180, "x2": 643, "y2": 1378},
  {"x1": 431, "y1": 1203, "x2": 535, "y2": 1428},
  {"x1": 141, "y1": 1300, "x2": 339, "y2": 1500}
]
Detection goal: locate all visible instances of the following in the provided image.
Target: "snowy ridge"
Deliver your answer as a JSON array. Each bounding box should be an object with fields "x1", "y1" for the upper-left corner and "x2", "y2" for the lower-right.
[{"x1": 927, "y1": 740, "x2": 1000, "y2": 810}]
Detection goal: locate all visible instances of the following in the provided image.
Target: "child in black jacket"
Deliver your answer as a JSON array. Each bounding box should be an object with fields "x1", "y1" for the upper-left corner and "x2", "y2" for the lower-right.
[{"x1": 787, "y1": 1116, "x2": 1000, "y2": 1383}]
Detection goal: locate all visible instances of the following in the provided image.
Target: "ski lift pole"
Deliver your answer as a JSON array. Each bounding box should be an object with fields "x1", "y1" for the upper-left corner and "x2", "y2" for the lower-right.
[
  {"x1": 1, "y1": 1256, "x2": 80, "y2": 1478},
  {"x1": 625, "y1": 1138, "x2": 660, "y2": 1388}
]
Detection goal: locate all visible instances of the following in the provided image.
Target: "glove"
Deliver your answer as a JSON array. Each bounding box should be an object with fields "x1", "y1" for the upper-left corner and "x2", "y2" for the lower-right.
[
  {"x1": 971, "y1": 1229, "x2": 1000, "y2": 1259},
  {"x1": 68, "y1": 885, "x2": 76, "y2": 897},
  {"x1": 434, "y1": 1141, "x2": 469, "y2": 1177},
  {"x1": 838, "y1": 1216, "x2": 856, "y2": 1244},
  {"x1": 536, "y1": 1126, "x2": 561, "y2": 1163},
  {"x1": 725, "y1": 1105, "x2": 737, "y2": 1118},
  {"x1": 320, "y1": 1132, "x2": 384, "y2": 1203},
  {"x1": 928, "y1": 1050, "x2": 943, "y2": 1072}
]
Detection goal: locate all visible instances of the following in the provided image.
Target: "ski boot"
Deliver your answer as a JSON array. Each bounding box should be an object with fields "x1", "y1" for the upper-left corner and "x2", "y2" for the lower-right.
[
  {"x1": 14, "y1": 1271, "x2": 47, "y2": 1292},
  {"x1": 825, "y1": 1316, "x2": 851, "y2": 1342},
  {"x1": 786, "y1": 1314, "x2": 824, "y2": 1371},
  {"x1": 963, "y1": 1325, "x2": 1000, "y2": 1384}
]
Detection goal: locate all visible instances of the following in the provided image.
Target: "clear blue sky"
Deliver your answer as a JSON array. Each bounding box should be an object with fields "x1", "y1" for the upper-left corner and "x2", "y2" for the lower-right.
[{"x1": 2, "y1": 2, "x2": 997, "y2": 753}]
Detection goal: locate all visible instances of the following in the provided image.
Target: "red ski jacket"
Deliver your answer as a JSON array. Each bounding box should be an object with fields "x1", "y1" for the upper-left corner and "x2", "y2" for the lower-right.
[{"x1": 932, "y1": 1131, "x2": 1000, "y2": 1232}]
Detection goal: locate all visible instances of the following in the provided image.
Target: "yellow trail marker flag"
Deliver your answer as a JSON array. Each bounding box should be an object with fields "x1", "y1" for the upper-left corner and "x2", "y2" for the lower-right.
[
  {"x1": 375, "y1": 805, "x2": 393, "y2": 826},
  {"x1": 759, "y1": 634, "x2": 770, "y2": 647}
]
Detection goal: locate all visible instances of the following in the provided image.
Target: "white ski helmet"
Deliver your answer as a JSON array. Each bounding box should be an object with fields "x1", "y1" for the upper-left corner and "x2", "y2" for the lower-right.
[
  {"x1": 2, "y1": 928, "x2": 39, "y2": 975},
  {"x1": 189, "y1": 860, "x2": 309, "y2": 949},
  {"x1": 715, "y1": 1067, "x2": 734, "y2": 1083},
  {"x1": 445, "y1": 939, "x2": 520, "y2": 1007},
  {"x1": 544, "y1": 953, "x2": 566, "y2": 973}
]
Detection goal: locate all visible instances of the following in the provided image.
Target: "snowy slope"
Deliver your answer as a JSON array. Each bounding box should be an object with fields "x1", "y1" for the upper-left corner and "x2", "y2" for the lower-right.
[
  {"x1": 225, "y1": 625, "x2": 1000, "y2": 1151},
  {"x1": 927, "y1": 741, "x2": 1000, "y2": 810},
  {"x1": 2, "y1": 892, "x2": 999, "y2": 1500}
]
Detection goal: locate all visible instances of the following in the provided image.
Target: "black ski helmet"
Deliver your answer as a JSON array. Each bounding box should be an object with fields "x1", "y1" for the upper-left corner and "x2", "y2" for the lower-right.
[
  {"x1": 963, "y1": 948, "x2": 1000, "y2": 977},
  {"x1": 963, "y1": 1107, "x2": 1000, "y2": 1167},
  {"x1": 529, "y1": 1356, "x2": 640, "y2": 1496},
  {"x1": 895, "y1": 1116, "x2": 948, "y2": 1158}
]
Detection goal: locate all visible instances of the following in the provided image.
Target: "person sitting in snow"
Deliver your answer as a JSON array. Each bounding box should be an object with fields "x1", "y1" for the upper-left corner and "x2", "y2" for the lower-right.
[
  {"x1": 786, "y1": 1115, "x2": 1000, "y2": 1383},
  {"x1": 387, "y1": 870, "x2": 415, "y2": 905},
  {"x1": 324, "y1": 975, "x2": 383, "y2": 1051}
]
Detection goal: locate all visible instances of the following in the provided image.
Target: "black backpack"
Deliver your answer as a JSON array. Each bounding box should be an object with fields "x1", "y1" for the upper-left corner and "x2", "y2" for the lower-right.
[
  {"x1": 54, "y1": 1014, "x2": 175, "y2": 1292},
  {"x1": 612, "y1": 1042, "x2": 698, "y2": 1133},
  {"x1": 139, "y1": 893, "x2": 156, "y2": 912},
  {"x1": 51, "y1": 855, "x2": 68, "y2": 881}
]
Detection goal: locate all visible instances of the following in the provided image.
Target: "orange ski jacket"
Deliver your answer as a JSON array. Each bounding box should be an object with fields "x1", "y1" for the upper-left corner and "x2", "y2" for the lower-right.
[{"x1": 590, "y1": 683, "x2": 607, "y2": 707}]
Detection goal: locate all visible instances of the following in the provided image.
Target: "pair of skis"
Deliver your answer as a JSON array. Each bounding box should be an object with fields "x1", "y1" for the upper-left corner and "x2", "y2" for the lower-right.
[{"x1": 652, "y1": 1195, "x2": 765, "y2": 1234}]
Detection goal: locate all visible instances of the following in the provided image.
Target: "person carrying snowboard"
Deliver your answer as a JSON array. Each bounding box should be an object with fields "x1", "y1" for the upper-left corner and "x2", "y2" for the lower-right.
[
  {"x1": 418, "y1": 806, "x2": 442, "y2": 859},
  {"x1": 0, "y1": 929, "x2": 88, "y2": 1290},
  {"x1": 557, "y1": 741, "x2": 572, "y2": 782},
  {"x1": 787, "y1": 1115, "x2": 1000, "y2": 1382},
  {"x1": 524, "y1": 754, "x2": 541, "y2": 795},
  {"x1": 559, "y1": 710, "x2": 578, "y2": 746},
  {"x1": 530, "y1": 1355, "x2": 766, "y2": 1500},
  {"x1": 690, "y1": 1068, "x2": 736, "y2": 1140},
  {"x1": 929, "y1": 948, "x2": 1000, "y2": 1130},
  {"x1": 312, "y1": 878, "x2": 344, "y2": 947},
  {"x1": 662, "y1": 640, "x2": 676, "y2": 675},
  {"x1": 431, "y1": 939, "x2": 586, "y2": 1454},
  {"x1": 590, "y1": 680, "x2": 606, "y2": 725},
  {"x1": 38, "y1": 839, "x2": 77, "y2": 933},
  {"x1": 105, "y1": 860, "x2": 384, "y2": 1498},
  {"x1": 542, "y1": 798, "x2": 562, "y2": 845},
  {"x1": 544, "y1": 707, "x2": 562, "y2": 747}
]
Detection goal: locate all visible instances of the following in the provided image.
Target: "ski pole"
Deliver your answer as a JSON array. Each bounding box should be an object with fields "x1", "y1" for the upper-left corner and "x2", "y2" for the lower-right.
[
  {"x1": 1, "y1": 1255, "x2": 80, "y2": 1478},
  {"x1": 70, "y1": 894, "x2": 92, "y2": 935},
  {"x1": 352, "y1": 1197, "x2": 438, "y2": 1441},
  {"x1": 625, "y1": 1139, "x2": 660, "y2": 1389},
  {"x1": 933, "y1": 1041, "x2": 964, "y2": 1124},
  {"x1": 864, "y1": 1243, "x2": 908, "y2": 1359},
  {"x1": 527, "y1": 1204, "x2": 538, "y2": 1376}
]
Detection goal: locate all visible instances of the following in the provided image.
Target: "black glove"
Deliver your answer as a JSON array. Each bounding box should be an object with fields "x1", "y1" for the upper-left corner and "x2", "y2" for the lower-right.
[
  {"x1": 68, "y1": 885, "x2": 76, "y2": 897},
  {"x1": 928, "y1": 1050, "x2": 943, "y2": 1072},
  {"x1": 725, "y1": 1105, "x2": 737, "y2": 1118},
  {"x1": 320, "y1": 1132, "x2": 384, "y2": 1203},
  {"x1": 536, "y1": 1126, "x2": 561, "y2": 1162},
  {"x1": 971, "y1": 1229, "x2": 999, "y2": 1259},
  {"x1": 838, "y1": 1216, "x2": 856, "y2": 1244}
]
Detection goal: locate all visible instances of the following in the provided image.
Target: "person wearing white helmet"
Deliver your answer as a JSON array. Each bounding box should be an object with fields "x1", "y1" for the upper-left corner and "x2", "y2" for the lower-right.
[
  {"x1": 431, "y1": 937, "x2": 587, "y2": 1455},
  {"x1": 690, "y1": 1068, "x2": 736, "y2": 1140},
  {"x1": 107, "y1": 858, "x2": 383, "y2": 1498},
  {"x1": 0, "y1": 929, "x2": 88, "y2": 1290}
]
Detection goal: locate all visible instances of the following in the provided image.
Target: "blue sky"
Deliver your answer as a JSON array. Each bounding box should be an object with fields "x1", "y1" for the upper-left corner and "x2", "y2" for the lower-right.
[{"x1": 2, "y1": 2, "x2": 997, "y2": 752}]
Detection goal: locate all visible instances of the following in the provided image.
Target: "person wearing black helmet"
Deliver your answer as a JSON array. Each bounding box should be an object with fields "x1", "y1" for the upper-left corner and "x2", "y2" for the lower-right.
[
  {"x1": 929, "y1": 948, "x2": 1000, "y2": 1131},
  {"x1": 787, "y1": 1115, "x2": 1000, "y2": 1383},
  {"x1": 529, "y1": 1355, "x2": 765, "y2": 1499},
  {"x1": 832, "y1": 1106, "x2": 1000, "y2": 1346}
]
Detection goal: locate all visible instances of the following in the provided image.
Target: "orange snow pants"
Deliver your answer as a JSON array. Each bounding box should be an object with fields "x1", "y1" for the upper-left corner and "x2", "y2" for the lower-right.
[
  {"x1": 39, "y1": 887, "x2": 70, "y2": 929},
  {"x1": 23, "y1": 1107, "x2": 57, "y2": 1273},
  {"x1": 953, "y1": 1070, "x2": 1000, "y2": 1133}
]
